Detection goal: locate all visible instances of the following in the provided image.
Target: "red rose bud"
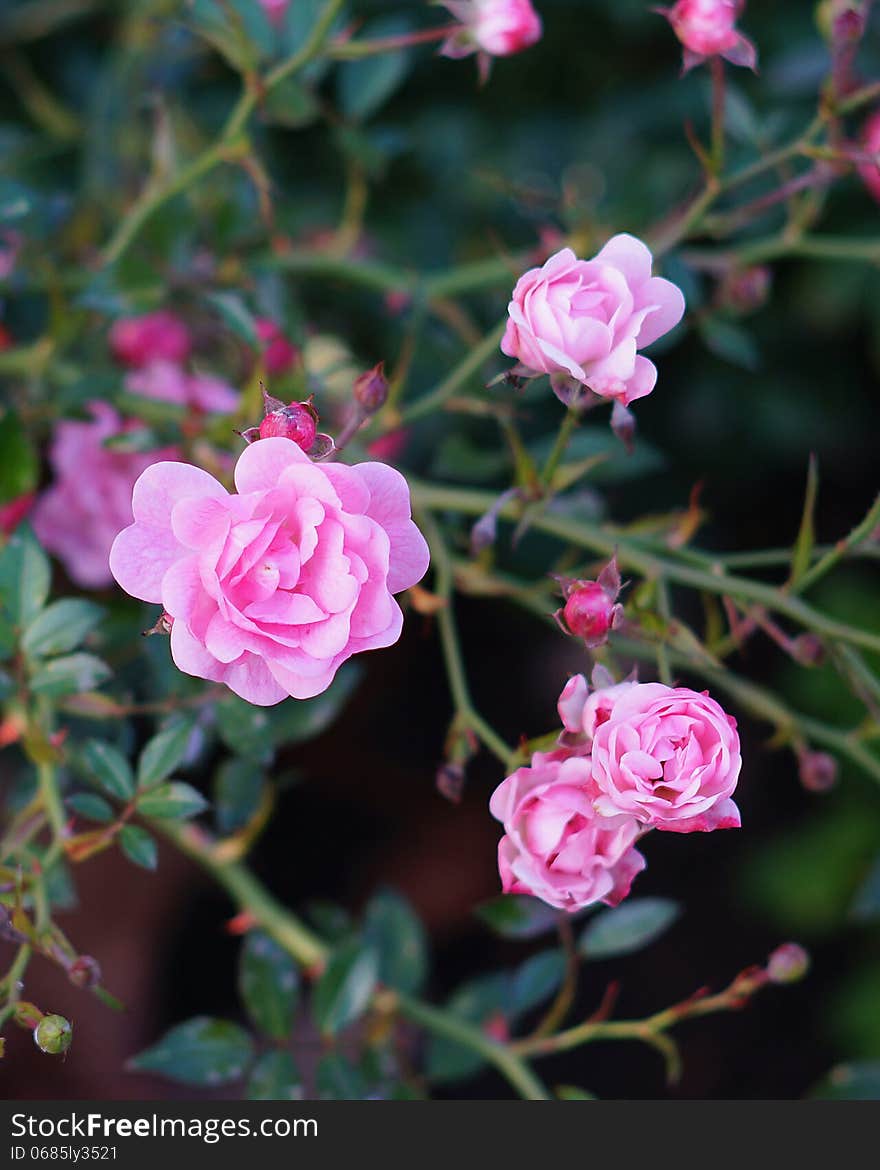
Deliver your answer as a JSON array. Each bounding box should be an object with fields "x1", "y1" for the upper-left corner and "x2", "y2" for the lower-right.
[
  {"x1": 255, "y1": 318, "x2": 300, "y2": 377},
  {"x1": 767, "y1": 943, "x2": 810, "y2": 985},
  {"x1": 353, "y1": 362, "x2": 389, "y2": 414},
  {"x1": 554, "y1": 556, "x2": 623, "y2": 649},
  {"x1": 259, "y1": 399, "x2": 319, "y2": 451},
  {"x1": 34, "y1": 1013, "x2": 72, "y2": 1055}
]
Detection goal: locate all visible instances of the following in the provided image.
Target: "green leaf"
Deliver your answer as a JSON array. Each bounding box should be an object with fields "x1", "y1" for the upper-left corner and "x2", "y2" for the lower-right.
[
  {"x1": 426, "y1": 973, "x2": 511, "y2": 1084},
  {"x1": 205, "y1": 290, "x2": 260, "y2": 347},
  {"x1": 66, "y1": 793, "x2": 114, "y2": 824},
  {"x1": 512, "y1": 950, "x2": 566, "y2": 1016},
  {"x1": 137, "y1": 782, "x2": 207, "y2": 820},
  {"x1": 22, "y1": 599, "x2": 103, "y2": 659},
  {"x1": 579, "y1": 898, "x2": 681, "y2": 960},
  {"x1": 128, "y1": 1017, "x2": 254, "y2": 1086},
  {"x1": 315, "y1": 1052, "x2": 368, "y2": 1100},
  {"x1": 80, "y1": 739, "x2": 135, "y2": 801},
  {"x1": 699, "y1": 317, "x2": 760, "y2": 371},
  {"x1": 137, "y1": 720, "x2": 193, "y2": 789},
  {"x1": 0, "y1": 410, "x2": 38, "y2": 505},
  {"x1": 790, "y1": 454, "x2": 819, "y2": 586},
  {"x1": 312, "y1": 940, "x2": 379, "y2": 1036},
  {"x1": 262, "y1": 78, "x2": 321, "y2": 129},
  {"x1": 363, "y1": 890, "x2": 428, "y2": 995},
  {"x1": 336, "y1": 17, "x2": 413, "y2": 122},
  {"x1": 810, "y1": 1061, "x2": 880, "y2": 1100},
  {"x1": 30, "y1": 653, "x2": 111, "y2": 698},
  {"x1": 247, "y1": 1050, "x2": 303, "y2": 1101},
  {"x1": 0, "y1": 527, "x2": 50, "y2": 627},
  {"x1": 214, "y1": 757, "x2": 267, "y2": 836},
  {"x1": 238, "y1": 931, "x2": 299, "y2": 1041},
  {"x1": 474, "y1": 894, "x2": 560, "y2": 940},
  {"x1": 118, "y1": 825, "x2": 158, "y2": 870}
]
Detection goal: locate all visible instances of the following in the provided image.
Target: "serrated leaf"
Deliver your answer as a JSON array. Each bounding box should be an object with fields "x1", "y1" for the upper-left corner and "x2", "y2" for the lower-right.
[
  {"x1": 238, "y1": 932, "x2": 299, "y2": 1041},
  {"x1": 80, "y1": 739, "x2": 135, "y2": 800},
  {"x1": 119, "y1": 825, "x2": 157, "y2": 870},
  {"x1": 137, "y1": 781, "x2": 207, "y2": 820},
  {"x1": 579, "y1": 898, "x2": 681, "y2": 960},
  {"x1": 66, "y1": 793, "x2": 114, "y2": 824},
  {"x1": 247, "y1": 1050, "x2": 303, "y2": 1101},
  {"x1": 312, "y1": 940, "x2": 378, "y2": 1036},
  {"x1": 363, "y1": 890, "x2": 428, "y2": 995},
  {"x1": 0, "y1": 527, "x2": 50, "y2": 627},
  {"x1": 316, "y1": 1052, "x2": 368, "y2": 1100},
  {"x1": 129, "y1": 1017, "x2": 254, "y2": 1086},
  {"x1": 474, "y1": 894, "x2": 560, "y2": 940},
  {"x1": 214, "y1": 757, "x2": 267, "y2": 836},
  {"x1": 137, "y1": 721, "x2": 193, "y2": 789},
  {"x1": 22, "y1": 599, "x2": 103, "y2": 659},
  {"x1": 30, "y1": 653, "x2": 111, "y2": 697}
]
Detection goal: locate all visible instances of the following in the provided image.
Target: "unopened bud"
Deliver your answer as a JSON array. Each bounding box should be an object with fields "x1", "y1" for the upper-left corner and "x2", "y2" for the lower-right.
[
  {"x1": 790, "y1": 633, "x2": 825, "y2": 667},
  {"x1": 259, "y1": 400, "x2": 319, "y2": 451},
  {"x1": 798, "y1": 749, "x2": 838, "y2": 793},
  {"x1": 718, "y1": 266, "x2": 771, "y2": 316},
  {"x1": 553, "y1": 556, "x2": 623, "y2": 649},
  {"x1": 34, "y1": 1013, "x2": 73, "y2": 1055},
  {"x1": 68, "y1": 954, "x2": 102, "y2": 990},
  {"x1": 436, "y1": 763, "x2": 465, "y2": 804},
  {"x1": 610, "y1": 400, "x2": 636, "y2": 453},
  {"x1": 767, "y1": 942, "x2": 810, "y2": 985},
  {"x1": 353, "y1": 362, "x2": 389, "y2": 414}
]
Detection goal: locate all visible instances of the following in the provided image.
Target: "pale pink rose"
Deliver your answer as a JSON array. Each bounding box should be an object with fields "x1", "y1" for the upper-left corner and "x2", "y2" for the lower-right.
[
  {"x1": 256, "y1": 319, "x2": 300, "y2": 377},
  {"x1": 125, "y1": 360, "x2": 239, "y2": 414},
  {"x1": 489, "y1": 749, "x2": 646, "y2": 911},
  {"x1": 109, "y1": 311, "x2": 192, "y2": 368},
  {"x1": 589, "y1": 682, "x2": 742, "y2": 832},
  {"x1": 440, "y1": 0, "x2": 542, "y2": 60},
  {"x1": 109, "y1": 437, "x2": 430, "y2": 705},
  {"x1": 658, "y1": 0, "x2": 757, "y2": 72},
  {"x1": 858, "y1": 109, "x2": 880, "y2": 204},
  {"x1": 501, "y1": 235, "x2": 685, "y2": 405},
  {"x1": 33, "y1": 402, "x2": 179, "y2": 589}
]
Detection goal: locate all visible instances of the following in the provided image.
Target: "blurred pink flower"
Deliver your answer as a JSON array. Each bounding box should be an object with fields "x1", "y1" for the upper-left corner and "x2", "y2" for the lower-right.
[
  {"x1": 658, "y1": 0, "x2": 757, "y2": 72},
  {"x1": 489, "y1": 749, "x2": 646, "y2": 911},
  {"x1": 109, "y1": 311, "x2": 192, "y2": 369},
  {"x1": 33, "y1": 402, "x2": 180, "y2": 589},
  {"x1": 0, "y1": 492, "x2": 35, "y2": 536},
  {"x1": 258, "y1": 0, "x2": 289, "y2": 26},
  {"x1": 501, "y1": 235, "x2": 685, "y2": 405},
  {"x1": 255, "y1": 318, "x2": 300, "y2": 377},
  {"x1": 110, "y1": 437, "x2": 430, "y2": 705},
  {"x1": 125, "y1": 360, "x2": 239, "y2": 414},
  {"x1": 440, "y1": 0, "x2": 542, "y2": 68},
  {"x1": 858, "y1": 108, "x2": 880, "y2": 203},
  {"x1": 589, "y1": 682, "x2": 742, "y2": 832}
]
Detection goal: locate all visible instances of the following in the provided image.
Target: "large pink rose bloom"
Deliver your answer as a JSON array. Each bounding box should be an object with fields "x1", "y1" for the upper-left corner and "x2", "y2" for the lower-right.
[
  {"x1": 490, "y1": 749, "x2": 646, "y2": 911},
  {"x1": 501, "y1": 235, "x2": 685, "y2": 405},
  {"x1": 858, "y1": 109, "x2": 880, "y2": 204},
  {"x1": 589, "y1": 682, "x2": 742, "y2": 833},
  {"x1": 441, "y1": 0, "x2": 542, "y2": 60},
  {"x1": 659, "y1": 0, "x2": 757, "y2": 72},
  {"x1": 33, "y1": 402, "x2": 179, "y2": 589},
  {"x1": 109, "y1": 438, "x2": 430, "y2": 706}
]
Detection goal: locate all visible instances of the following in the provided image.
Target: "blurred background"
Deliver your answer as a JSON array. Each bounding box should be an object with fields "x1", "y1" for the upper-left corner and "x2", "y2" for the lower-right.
[{"x1": 1, "y1": 0, "x2": 879, "y2": 1098}]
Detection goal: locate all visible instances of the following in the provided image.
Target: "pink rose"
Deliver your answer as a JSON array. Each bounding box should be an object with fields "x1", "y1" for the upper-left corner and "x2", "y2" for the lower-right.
[
  {"x1": 557, "y1": 674, "x2": 637, "y2": 742},
  {"x1": 489, "y1": 749, "x2": 646, "y2": 911},
  {"x1": 589, "y1": 682, "x2": 742, "y2": 832},
  {"x1": 441, "y1": 0, "x2": 542, "y2": 61},
  {"x1": 109, "y1": 311, "x2": 192, "y2": 368},
  {"x1": 256, "y1": 319, "x2": 300, "y2": 377},
  {"x1": 858, "y1": 109, "x2": 880, "y2": 204},
  {"x1": 501, "y1": 235, "x2": 685, "y2": 405},
  {"x1": 33, "y1": 402, "x2": 179, "y2": 589},
  {"x1": 659, "y1": 0, "x2": 757, "y2": 72},
  {"x1": 125, "y1": 361, "x2": 239, "y2": 414},
  {"x1": 109, "y1": 437, "x2": 430, "y2": 705}
]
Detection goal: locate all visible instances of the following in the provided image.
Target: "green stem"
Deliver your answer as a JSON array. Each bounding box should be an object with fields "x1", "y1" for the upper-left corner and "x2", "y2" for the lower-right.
[
  {"x1": 398, "y1": 321, "x2": 506, "y2": 425},
  {"x1": 541, "y1": 409, "x2": 579, "y2": 487},
  {"x1": 794, "y1": 493, "x2": 880, "y2": 595},
  {"x1": 0, "y1": 944, "x2": 32, "y2": 1033}
]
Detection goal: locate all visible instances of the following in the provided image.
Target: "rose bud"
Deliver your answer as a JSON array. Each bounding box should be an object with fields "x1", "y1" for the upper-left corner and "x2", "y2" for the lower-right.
[
  {"x1": 798, "y1": 749, "x2": 838, "y2": 793},
  {"x1": 553, "y1": 556, "x2": 623, "y2": 649},
  {"x1": 657, "y1": 0, "x2": 757, "y2": 73},
  {"x1": 259, "y1": 397, "x2": 319, "y2": 451},
  {"x1": 440, "y1": 1, "x2": 542, "y2": 66},
  {"x1": 790, "y1": 633, "x2": 825, "y2": 667},
  {"x1": 255, "y1": 318, "x2": 300, "y2": 377},
  {"x1": 68, "y1": 954, "x2": 102, "y2": 990},
  {"x1": 109, "y1": 310, "x2": 192, "y2": 368},
  {"x1": 353, "y1": 362, "x2": 389, "y2": 414},
  {"x1": 34, "y1": 1014, "x2": 73, "y2": 1055},
  {"x1": 718, "y1": 265, "x2": 771, "y2": 315},
  {"x1": 767, "y1": 943, "x2": 810, "y2": 985}
]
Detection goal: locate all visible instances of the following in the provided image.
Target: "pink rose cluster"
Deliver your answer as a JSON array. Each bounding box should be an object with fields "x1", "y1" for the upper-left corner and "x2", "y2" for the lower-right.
[
  {"x1": 440, "y1": 0, "x2": 542, "y2": 73},
  {"x1": 110, "y1": 437, "x2": 430, "y2": 705},
  {"x1": 490, "y1": 674, "x2": 742, "y2": 911},
  {"x1": 658, "y1": 0, "x2": 757, "y2": 73},
  {"x1": 501, "y1": 234, "x2": 685, "y2": 408}
]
